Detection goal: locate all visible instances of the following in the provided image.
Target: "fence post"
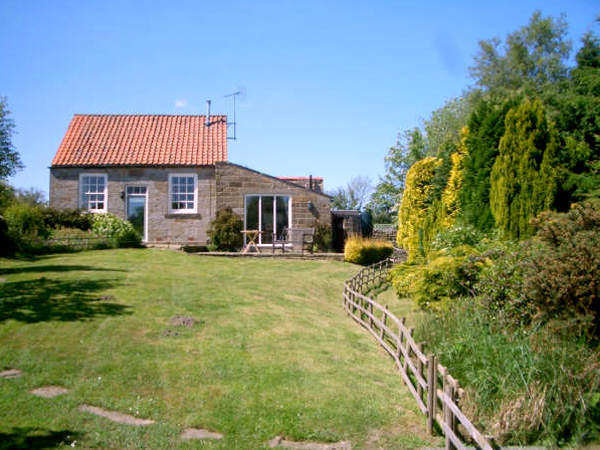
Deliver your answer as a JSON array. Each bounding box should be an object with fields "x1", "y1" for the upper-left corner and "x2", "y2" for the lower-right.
[
  {"x1": 446, "y1": 377, "x2": 457, "y2": 450},
  {"x1": 397, "y1": 317, "x2": 406, "y2": 360},
  {"x1": 404, "y1": 327, "x2": 414, "y2": 373},
  {"x1": 381, "y1": 305, "x2": 388, "y2": 340},
  {"x1": 427, "y1": 354, "x2": 436, "y2": 435},
  {"x1": 417, "y1": 343, "x2": 424, "y2": 400}
]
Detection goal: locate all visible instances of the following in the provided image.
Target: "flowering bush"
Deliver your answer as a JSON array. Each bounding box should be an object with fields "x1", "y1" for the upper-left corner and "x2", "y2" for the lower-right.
[{"x1": 91, "y1": 213, "x2": 142, "y2": 248}]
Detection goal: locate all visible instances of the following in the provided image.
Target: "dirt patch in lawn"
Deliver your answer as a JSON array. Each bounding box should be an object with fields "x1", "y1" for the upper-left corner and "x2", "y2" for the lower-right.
[
  {"x1": 30, "y1": 386, "x2": 69, "y2": 398},
  {"x1": 78, "y1": 404, "x2": 155, "y2": 425},
  {"x1": 181, "y1": 428, "x2": 224, "y2": 440},
  {"x1": 267, "y1": 436, "x2": 351, "y2": 449},
  {"x1": 170, "y1": 315, "x2": 200, "y2": 327},
  {"x1": 0, "y1": 369, "x2": 22, "y2": 378}
]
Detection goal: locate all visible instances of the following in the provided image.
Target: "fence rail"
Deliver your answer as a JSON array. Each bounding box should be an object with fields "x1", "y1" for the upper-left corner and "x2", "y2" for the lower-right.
[{"x1": 343, "y1": 258, "x2": 493, "y2": 450}]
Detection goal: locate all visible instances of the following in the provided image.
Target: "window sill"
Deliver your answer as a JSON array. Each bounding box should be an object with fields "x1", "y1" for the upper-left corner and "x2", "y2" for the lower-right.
[{"x1": 165, "y1": 213, "x2": 202, "y2": 219}]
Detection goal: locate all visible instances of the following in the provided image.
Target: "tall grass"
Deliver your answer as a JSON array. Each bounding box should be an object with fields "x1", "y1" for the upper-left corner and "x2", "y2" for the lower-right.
[{"x1": 417, "y1": 298, "x2": 600, "y2": 446}]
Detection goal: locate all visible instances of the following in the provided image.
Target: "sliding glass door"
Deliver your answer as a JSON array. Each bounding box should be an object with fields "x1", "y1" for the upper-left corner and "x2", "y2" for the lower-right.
[{"x1": 244, "y1": 195, "x2": 291, "y2": 245}]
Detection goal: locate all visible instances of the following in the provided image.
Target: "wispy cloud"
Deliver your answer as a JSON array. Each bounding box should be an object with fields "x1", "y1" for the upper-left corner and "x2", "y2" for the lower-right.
[{"x1": 174, "y1": 99, "x2": 188, "y2": 108}]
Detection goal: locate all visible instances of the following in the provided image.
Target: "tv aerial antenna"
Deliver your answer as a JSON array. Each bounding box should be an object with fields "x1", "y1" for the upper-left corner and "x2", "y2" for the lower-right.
[{"x1": 225, "y1": 89, "x2": 244, "y2": 140}]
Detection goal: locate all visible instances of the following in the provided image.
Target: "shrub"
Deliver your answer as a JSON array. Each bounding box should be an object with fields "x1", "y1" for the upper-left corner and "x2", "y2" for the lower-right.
[
  {"x1": 91, "y1": 213, "x2": 142, "y2": 249},
  {"x1": 0, "y1": 215, "x2": 12, "y2": 255},
  {"x1": 475, "y1": 245, "x2": 535, "y2": 329},
  {"x1": 390, "y1": 253, "x2": 486, "y2": 311},
  {"x1": 521, "y1": 202, "x2": 600, "y2": 338},
  {"x1": 343, "y1": 236, "x2": 393, "y2": 265},
  {"x1": 51, "y1": 227, "x2": 89, "y2": 240},
  {"x1": 4, "y1": 203, "x2": 48, "y2": 240},
  {"x1": 116, "y1": 229, "x2": 143, "y2": 248},
  {"x1": 91, "y1": 213, "x2": 134, "y2": 237},
  {"x1": 476, "y1": 202, "x2": 600, "y2": 338},
  {"x1": 207, "y1": 208, "x2": 243, "y2": 251},
  {"x1": 430, "y1": 224, "x2": 486, "y2": 251},
  {"x1": 42, "y1": 208, "x2": 93, "y2": 231}
]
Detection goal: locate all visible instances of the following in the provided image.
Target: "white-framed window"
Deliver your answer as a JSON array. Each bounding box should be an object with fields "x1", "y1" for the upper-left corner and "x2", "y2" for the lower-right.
[
  {"x1": 169, "y1": 173, "x2": 197, "y2": 213},
  {"x1": 244, "y1": 195, "x2": 291, "y2": 244},
  {"x1": 79, "y1": 173, "x2": 107, "y2": 212}
]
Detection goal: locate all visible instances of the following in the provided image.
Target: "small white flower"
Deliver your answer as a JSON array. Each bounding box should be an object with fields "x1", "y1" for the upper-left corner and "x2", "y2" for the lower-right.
[{"x1": 71, "y1": 440, "x2": 77, "y2": 447}]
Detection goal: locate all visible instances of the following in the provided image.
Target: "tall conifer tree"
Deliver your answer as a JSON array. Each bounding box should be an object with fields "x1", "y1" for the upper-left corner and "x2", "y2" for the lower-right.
[{"x1": 490, "y1": 99, "x2": 559, "y2": 239}]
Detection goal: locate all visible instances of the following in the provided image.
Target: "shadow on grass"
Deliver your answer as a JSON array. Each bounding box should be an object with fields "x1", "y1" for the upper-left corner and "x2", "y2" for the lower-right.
[
  {"x1": 0, "y1": 427, "x2": 81, "y2": 449},
  {"x1": 0, "y1": 277, "x2": 131, "y2": 323},
  {"x1": 0, "y1": 264, "x2": 126, "y2": 276}
]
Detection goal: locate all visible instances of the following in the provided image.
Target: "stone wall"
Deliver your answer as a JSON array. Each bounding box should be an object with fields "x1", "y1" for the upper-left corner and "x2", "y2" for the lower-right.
[
  {"x1": 49, "y1": 162, "x2": 332, "y2": 247},
  {"x1": 50, "y1": 166, "x2": 216, "y2": 245},
  {"x1": 215, "y1": 162, "x2": 331, "y2": 230}
]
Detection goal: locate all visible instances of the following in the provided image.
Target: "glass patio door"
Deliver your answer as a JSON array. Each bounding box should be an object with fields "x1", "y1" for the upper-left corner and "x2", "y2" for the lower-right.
[
  {"x1": 244, "y1": 195, "x2": 291, "y2": 245},
  {"x1": 126, "y1": 186, "x2": 147, "y2": 242}
]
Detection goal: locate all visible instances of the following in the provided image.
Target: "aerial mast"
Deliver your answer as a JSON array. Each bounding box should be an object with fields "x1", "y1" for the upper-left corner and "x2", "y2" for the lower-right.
[{"x1": 225, "y1": 91, "x2": 241, "y2": 140}]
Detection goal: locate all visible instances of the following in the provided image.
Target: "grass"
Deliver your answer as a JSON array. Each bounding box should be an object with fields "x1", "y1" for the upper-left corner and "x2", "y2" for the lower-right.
[
  {"x1": 369, "y1": 282, "x2": 428, "y2": 332},
  {"x1": 0, "y1": 249, "x2": 441, "y2": 449}
]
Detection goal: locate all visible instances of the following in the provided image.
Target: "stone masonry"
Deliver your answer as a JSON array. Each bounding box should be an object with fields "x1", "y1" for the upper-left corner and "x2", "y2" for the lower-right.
[
  {"x1": 50, "y1": 166, "x2": 216, "y2": 244},
  {"x1": 50, "y1": 163, "x2": 330, "y2": 246},
  {"x1": 215, "y1": 162, "x2": 331, "y2": 230}
]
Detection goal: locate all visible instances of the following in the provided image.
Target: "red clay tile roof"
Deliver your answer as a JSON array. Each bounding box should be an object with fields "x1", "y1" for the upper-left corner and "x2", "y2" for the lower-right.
[{"x1": 51, "y1": 114, "x2": 228, "y2": 167}]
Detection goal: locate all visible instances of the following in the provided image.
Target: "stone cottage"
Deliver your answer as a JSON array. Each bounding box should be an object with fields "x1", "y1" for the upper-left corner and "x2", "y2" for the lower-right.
[{"x1": 49, "y1": 114, "x2": 331, "y2": 248}]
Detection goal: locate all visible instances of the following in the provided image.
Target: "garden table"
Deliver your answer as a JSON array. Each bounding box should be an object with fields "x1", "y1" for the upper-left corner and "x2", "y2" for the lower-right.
[{"x1": 240, "y1": 230, "x2": 262, "y2": 254}]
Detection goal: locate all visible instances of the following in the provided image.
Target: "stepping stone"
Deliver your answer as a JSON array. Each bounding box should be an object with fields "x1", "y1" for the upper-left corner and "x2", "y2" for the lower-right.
[
  {"x1": 267, "y1": 435, "x2": 351, "y2": 449},
  {"x1": 0, "y1": 369, "x2": 22, "y2": 378},
  {"x1": 181, "y1": 428, "x2": 224, "y2": 440},
  {"x1": 31, "y1": 386, "x2": 70, "y2": 398},
  {"x1": 78, "y1": 404, "x2": 155, "y2": 426}
]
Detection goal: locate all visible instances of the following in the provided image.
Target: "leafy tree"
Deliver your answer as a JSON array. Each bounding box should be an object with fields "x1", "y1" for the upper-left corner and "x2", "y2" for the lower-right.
[
  {"x1": 0, "y1": 97, "x2": 23, "y2": 180},
  {"x1": 397, "y1": 157, "x2": 442, "y2": 260},
  {"x1": 369, "y1": 128, "x2": 425, "y2": 222},
  {"x1": 490, "y1": 98, "x2": 559, "y2": 239},
  {"x1": 424, "y1": 97, "x2": 474, "y2": 201},
  {"x1": 459, "y1": 98, "x2": 518, "y2": 230},
  {"x1": 331, "y1": 176, "x2": 373, "y2": 211},
  {"x1": 13, "y1": 187, "x2": 47, "y2": 206},
  {"x1": 552, "y1": 32, "x2": 600, "y2": 204},
  {"x1": 470, "y1": 11, "x2": 571, "y2": 97},
  {"x1": 440, "y1": 127, "x2": 468, "y2": 228}
]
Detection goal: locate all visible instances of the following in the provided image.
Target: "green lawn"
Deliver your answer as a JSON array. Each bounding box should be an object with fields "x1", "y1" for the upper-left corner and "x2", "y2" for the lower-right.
[{"x1": 0, "y1": 249, "x2": 440, "y2": 449}]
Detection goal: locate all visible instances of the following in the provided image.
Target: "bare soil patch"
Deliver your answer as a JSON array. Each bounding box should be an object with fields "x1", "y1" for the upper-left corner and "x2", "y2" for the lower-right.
[
  {"x1": 30, "y1": 386, "x2": 69, "y2": 398},
  {"x1": 267, "y1": 436, "x2": 351, "y2": 449},
  {"x1": 181, "y1": 428, "x2": 224, "y2": 440},
  {"x1": 78, "y1": 404, "x2": 155, "y2": 425},
  {"x1": 170, "y1": 315, "x2": 200, "y2": 327},
  {"x1": 0, "y1": 369, "x2": 22, "y2": 378}
]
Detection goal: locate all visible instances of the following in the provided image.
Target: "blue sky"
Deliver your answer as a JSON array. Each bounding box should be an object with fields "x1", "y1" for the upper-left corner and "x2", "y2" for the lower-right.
[{"x1": 1, "y1": 0, "x2": 598, "y2": 198}]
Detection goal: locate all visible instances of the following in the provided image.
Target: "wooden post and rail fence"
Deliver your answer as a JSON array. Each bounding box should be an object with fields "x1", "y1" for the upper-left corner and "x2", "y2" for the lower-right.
[{"x1": 343, "y1": 258, "x2": 494, "y2": 450}]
